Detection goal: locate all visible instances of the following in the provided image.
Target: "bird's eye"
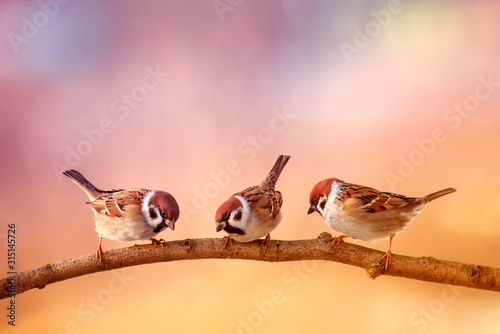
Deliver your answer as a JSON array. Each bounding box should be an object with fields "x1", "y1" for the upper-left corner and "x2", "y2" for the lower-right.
[
  {"x1": 160, "y1": 211, "x2": 167, "y2": 218},
  {"x1": 222, "y1": 212, "x2": 229, "y2": 220},
  {"x1": 312, "y1": 198, "x2": 319, "y2": 205}
]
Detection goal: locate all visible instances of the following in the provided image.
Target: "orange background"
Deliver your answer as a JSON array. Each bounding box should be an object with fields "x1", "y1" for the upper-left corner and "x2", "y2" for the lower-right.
[{"x1": 1, "y1": 1, "x2": 500, "y2": 333}]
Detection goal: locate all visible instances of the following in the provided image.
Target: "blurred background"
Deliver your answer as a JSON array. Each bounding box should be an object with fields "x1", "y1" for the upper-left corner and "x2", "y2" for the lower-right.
[{"x1": 1, "y1": 0, "x2": 500, "y2": 333}]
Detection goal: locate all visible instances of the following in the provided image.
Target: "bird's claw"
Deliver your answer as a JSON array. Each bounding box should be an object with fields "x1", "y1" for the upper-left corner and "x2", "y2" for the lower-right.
[
  {"x1": 261, "y1": 234, "x2": 271, "y2": 255},
  {"x1": 330, "y1": 235, "x2": 348, "y2": 251},
  {"x1": 150, "y1": 238, "x2": 166, "y2": 245}
]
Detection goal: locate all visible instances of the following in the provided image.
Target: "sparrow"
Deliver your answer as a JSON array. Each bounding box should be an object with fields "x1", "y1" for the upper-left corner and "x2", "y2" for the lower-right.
[
  {"x1": 308, "y1": 178, "x2": 456, "y2": 270},
  {"x1": 63, "y1": 169, "x2": 179, "y2": 262},
  {"x1": 215, "y1": 155, "x2": 291, "y2": 253}
]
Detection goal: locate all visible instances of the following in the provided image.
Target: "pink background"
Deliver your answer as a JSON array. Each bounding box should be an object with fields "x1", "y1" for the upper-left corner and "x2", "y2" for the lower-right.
[{"x1": 1, "y1": 1, "x2": 500, "y2": 333}]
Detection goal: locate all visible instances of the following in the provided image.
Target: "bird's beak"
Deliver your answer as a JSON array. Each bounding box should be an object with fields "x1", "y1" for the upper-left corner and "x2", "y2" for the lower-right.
[
  {"x1": 216, "y1": 222, "x2": 226, "y2": 233},
  {"x1": 166, "y1": 219, "x2": 176, "y2": 231},
  {"x1": 307, "y1": 205, "x2": 316, "y2": 215}
]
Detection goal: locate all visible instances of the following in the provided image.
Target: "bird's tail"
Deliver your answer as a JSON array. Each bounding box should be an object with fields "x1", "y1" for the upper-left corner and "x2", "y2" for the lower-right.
[
  {"x1": 423, "y1": 188, "x2": 457, "y2": 203},
  {"x1": 260, "y1": 155, "x2": 291, "y2": 189},
  {"x1": 63, "y1": 170, "x2": 109, "y2": 201}
]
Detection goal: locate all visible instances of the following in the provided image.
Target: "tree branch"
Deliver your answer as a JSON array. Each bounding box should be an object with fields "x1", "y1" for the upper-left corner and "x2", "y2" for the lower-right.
[{"x1": 1, "y1": 232, "x2": 499, "y2": 299}]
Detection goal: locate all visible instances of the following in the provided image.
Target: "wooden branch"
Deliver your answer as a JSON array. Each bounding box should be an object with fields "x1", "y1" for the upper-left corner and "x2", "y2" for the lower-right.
[{"x1": 1, "y1": 232, "x2": 499, "y2": 299}]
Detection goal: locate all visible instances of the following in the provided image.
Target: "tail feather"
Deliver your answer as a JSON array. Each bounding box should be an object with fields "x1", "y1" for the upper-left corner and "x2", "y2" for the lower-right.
[
  {"x1": 260, "y1": 155, "x2": 291, "y2": 189},
  {"x1": 423, "y1": 188, "x2": 456, "y2": 203},
  {"x1": 63, "y1": 170, "x2": 106, "y2": 201}
]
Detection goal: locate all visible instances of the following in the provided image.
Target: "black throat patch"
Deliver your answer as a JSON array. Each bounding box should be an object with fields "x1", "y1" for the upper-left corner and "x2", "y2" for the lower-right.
[
  {"x1": 224, "y1": 223, "x2": 245, "y2": 235},
  {"x1": 153, "y1": 221, "x2": 167, "y2": 233}
]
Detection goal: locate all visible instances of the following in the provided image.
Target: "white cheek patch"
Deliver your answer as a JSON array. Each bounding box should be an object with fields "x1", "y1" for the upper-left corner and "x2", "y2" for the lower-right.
[
  {"x1": 231, "y1": 207, "x2": 243, "y2": 221},
  {"x1": 148, "y1": 206, "x2": 163, "y2": 228},
  {"x1": 317, "y1": 196, "x2": 328, "y2": 217},
  {"x1": 330, "y1": 181, "x2": 343, "y2": 201},
  {"x1": 141, "y1": 191, "x2": 163, "y2": 228},
  {"x1": 230, "y1": 195, "x2": 251, "y2": 228},
  {"x1": 318, "y1": 181, "x2": 343, "y2": 218}
]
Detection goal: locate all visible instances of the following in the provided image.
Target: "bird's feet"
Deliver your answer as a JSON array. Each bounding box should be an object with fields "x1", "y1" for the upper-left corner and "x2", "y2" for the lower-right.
[
  {"x1": 96, "y1": 239, "x2": 104, "y2": 264},
  {"x1": 222, "y1": 236, "x2": 233, "y2": 249},
  {"x1": 379, "y1": 250, "x2": 392, "y2": 271},
  {"x1": 330, "y1": 235, "x2": 348, "y2": 251},
  {"x1": 261, "y1": 234, "x2": 271, "y2": 254},
  {"x1": 150, "y1": 238, "x2": 166, "y2": 245},
  {"x1": 380, "y1": 234, "x2": 395, "y2": 271}
]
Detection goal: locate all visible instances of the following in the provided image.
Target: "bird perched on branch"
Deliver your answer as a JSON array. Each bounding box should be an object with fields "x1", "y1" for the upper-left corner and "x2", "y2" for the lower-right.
[
  {"x1": 308, "y1": 178, "x2": 456, "y2": 270},
  {"x1": 63, "y1": 170, "x2": 179, "y2": 262},
  {"x1": 215, "y1": 155, "x2": 291, "y2": 253}
]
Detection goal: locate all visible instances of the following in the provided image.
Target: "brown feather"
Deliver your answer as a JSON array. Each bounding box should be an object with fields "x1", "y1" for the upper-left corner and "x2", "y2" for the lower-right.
[
  {"x1": 423, "y1": 188, "x2": 457, "y2": 203},
  {"x1": 63, "y1": 169, "x2": 123, "y2": 201},
  {"x1": 342, "y1": 183, "x2": 418, "y2": 213},
  {"x1": 341, "y1": 183, "x2": 456, "y2": 214},
  {"x1": 259, "y1": 155, "x2": 291, "y2": 189},
  {"x1": 88, "y1": 189, "x2": 148, "y2": 219},
  {"x1": 235, "y1": 187, "x2": 283, "y2": 219}
]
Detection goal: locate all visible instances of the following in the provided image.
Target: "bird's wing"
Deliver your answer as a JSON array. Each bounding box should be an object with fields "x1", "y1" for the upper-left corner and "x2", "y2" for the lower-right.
[
  {"x1": 342, "y1": 183, "x2": 417, "y2": 213},
  {"x1": 236, "y1": 186, "x2": 283, "y2": 219},
  {"x1": 88, "y1": 189, "x2": 148, "y2": 218}
]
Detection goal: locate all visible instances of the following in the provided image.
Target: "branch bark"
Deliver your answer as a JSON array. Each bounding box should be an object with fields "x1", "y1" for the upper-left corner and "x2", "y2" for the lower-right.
[{"x1": 1, "y1": 232, "x2": 499, "y2": 299}]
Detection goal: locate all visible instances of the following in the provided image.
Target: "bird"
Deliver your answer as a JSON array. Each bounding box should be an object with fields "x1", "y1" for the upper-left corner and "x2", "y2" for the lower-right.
[
  {"x1": 215, "y1": 155, "x2": 291, "y2": 253},
  {"x1": 308, "y1": 178, "x2": 456, "y2": 270},
  {"x1": 63, "y1": 169, "x2": 179, "y2": 262}
]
